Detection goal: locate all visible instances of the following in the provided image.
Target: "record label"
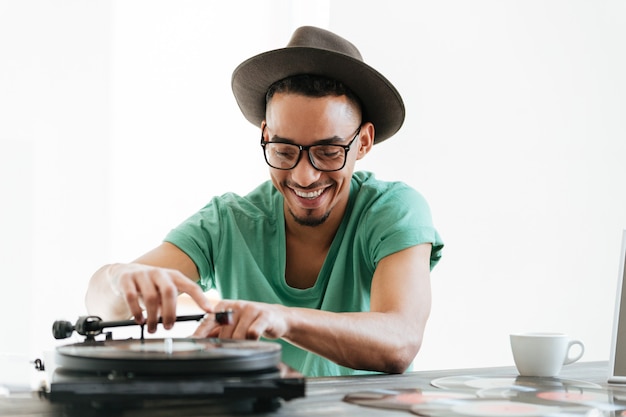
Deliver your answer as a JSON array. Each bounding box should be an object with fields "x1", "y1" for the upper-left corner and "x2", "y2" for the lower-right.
[{"x1": 536, "y1": 391, "x2": 606, "y2": 403}]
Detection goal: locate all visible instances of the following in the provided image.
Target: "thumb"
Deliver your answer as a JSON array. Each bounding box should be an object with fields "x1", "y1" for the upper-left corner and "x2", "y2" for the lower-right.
[{"x1": 191, "y1": 313, "x2": 219, "y2": 338}]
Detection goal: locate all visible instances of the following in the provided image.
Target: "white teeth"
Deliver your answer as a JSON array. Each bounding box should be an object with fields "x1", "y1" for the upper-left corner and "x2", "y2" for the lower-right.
[{"x1": 295, "y1": 189, "x2": 324, "y2": 199}]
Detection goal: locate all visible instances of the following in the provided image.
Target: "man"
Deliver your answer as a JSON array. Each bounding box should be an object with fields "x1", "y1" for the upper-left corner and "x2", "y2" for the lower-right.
[{"x1": 85, "y1": 26, "x2": 443, "y2": 377}]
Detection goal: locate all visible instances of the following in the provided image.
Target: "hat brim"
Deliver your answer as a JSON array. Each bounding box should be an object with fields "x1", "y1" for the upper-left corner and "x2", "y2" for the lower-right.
[{"x1": 231, "y1": 47, "x2": 405, "y2": 144}]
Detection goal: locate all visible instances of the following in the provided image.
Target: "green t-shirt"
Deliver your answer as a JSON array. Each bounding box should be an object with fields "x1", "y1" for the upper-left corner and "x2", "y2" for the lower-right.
[{"x1": 165, "y1": 171, "x2": 443, "y2": 377}]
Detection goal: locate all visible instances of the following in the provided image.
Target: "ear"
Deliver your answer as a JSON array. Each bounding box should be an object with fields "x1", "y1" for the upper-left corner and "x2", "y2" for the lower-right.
[{"x1": 356, "y1": 122, "x2": 374, "y2": 160}]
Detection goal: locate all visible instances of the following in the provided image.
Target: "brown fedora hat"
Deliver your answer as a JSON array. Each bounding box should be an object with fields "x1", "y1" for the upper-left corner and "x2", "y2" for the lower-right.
[{"x1": 231, "y1": 26, "x2": 405, "y2": 144}]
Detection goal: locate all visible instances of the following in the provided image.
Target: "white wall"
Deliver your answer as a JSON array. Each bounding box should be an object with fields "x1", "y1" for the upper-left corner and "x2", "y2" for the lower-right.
[{"x1": 1, "y1": 0, "x2": 625, "y2": 378}]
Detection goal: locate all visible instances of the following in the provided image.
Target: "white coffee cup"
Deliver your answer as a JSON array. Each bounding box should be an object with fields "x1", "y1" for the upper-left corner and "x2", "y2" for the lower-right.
[{"x1": 510, "y1": 332, "x2": 584, "y2": 377}]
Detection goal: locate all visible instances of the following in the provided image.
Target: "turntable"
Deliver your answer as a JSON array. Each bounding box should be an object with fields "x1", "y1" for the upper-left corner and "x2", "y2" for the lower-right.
[{"x1": 42, "y1": 312, "x2": 305, "y2": 413}]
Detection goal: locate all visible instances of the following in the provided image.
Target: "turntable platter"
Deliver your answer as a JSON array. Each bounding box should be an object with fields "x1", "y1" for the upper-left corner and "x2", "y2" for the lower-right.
[{"x1": 55, "y1": 338, "x2": 281, "y2": 375}]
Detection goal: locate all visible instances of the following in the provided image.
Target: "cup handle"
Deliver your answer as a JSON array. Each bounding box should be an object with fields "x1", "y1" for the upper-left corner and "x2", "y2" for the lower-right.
[{"x1": 563, "y1": 339, "x2": 584, "y2": 365}]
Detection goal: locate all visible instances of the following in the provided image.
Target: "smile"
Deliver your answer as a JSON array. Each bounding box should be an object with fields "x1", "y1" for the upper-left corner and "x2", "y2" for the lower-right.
[{"x1": 294, "y1": 188, "x2": 325, "y2": 199}]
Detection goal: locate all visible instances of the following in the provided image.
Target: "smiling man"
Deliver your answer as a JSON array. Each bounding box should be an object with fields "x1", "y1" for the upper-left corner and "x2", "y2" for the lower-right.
[{"x1": 85, "y1": 26, "x2": 444, "y2": 377}]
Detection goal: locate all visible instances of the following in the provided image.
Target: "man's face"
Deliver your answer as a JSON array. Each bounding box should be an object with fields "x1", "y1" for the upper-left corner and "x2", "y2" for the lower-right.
[{"x1": 263, "y1": 93, "x2": 372, "y2": 227}]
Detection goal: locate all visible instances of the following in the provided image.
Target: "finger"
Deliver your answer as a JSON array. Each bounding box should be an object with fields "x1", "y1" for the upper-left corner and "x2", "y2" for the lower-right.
[
  {"x1": 117, "y1": 274, "x2": 146, "y2": 324},
  {"x1": 192, "y1": 314, "x2": 220, "y2": 338},
  {"x1": 215, "y1": 313, "x2": 235, "y2": 339},
  {"x1": 134, "y1": 276, "x2": 161, "y2": 333},
  {"x1": 176, "y1": 277, "x2": 214, "y2": 313},
  {"x1": 153, "y1": 270, "x2": 179, "y2": 330},
  {"x1": 230, "y1": 304, "x2": 261, "y2": 340},
  {"x1": 246, "y1": 315, "x2": 271, "y2": 340},
  {"x1": 207, "y1": 327, "x2": 221, "y2": 338}
]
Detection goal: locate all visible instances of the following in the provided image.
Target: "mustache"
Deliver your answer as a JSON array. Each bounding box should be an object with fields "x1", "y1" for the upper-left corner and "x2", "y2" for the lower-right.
[{"x1": 283, "y1": 181, "x2": 332, "y2": 190}]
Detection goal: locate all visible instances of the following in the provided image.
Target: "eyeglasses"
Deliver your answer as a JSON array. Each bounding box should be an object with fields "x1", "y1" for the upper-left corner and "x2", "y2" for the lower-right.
[{"x1": 260, "y1": 125, "x2": 361, "y2": 172}]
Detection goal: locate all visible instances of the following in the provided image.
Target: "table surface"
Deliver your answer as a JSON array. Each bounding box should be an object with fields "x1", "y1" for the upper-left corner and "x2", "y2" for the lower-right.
[{"x1": 1, "y1": 361, "x2": 621, "y2": 416}]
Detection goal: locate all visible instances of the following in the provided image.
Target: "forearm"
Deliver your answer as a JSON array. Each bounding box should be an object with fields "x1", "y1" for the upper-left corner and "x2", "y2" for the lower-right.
[
  {"x1": 283, "y1": 246, "x2": 432, "y2": 373},
  {"x1": 283, "y1": 307, "x2": 426, "y2": 374}
]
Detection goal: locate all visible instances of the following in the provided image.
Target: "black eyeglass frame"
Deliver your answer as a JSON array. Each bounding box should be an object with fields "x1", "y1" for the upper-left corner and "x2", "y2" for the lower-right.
[{"x1": 260, "y1": 125, "x2": 362, "y2": 172}]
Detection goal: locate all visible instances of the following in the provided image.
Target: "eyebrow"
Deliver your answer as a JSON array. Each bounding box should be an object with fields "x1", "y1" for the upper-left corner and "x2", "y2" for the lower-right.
[{"x1": 268, "y1": 134, "x2": 346, "y2": 145}]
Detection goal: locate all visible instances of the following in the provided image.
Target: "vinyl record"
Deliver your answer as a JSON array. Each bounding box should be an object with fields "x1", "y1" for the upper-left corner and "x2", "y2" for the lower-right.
[
  {"x1": 55, "y1": 338, "x2": 281, "y2": 374},
  {"x1": 431, "y1": 375, "x2": 601, "y2": 392},
  {"x1": 343, "y1": 389, "x2": 475, "y2": 411},
  {"x1": 514, "y1": 388, "x2": 626, "y2": 412},
  {"x1": 410, "y1": 399, "x2": 564, "y2": 417},
  {"x1": 480, "y1": 386, "x2": 606, "y2": 400}
]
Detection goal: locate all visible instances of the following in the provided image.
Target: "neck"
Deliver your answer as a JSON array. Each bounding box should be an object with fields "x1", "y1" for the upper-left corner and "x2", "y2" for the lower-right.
[{"x1": 284, "y1": 204, "x2": 344, "y2": 248}]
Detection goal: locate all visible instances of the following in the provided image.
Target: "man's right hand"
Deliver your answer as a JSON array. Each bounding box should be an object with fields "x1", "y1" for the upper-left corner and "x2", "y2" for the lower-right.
[
  {"x1": 85, "y1": 242, "x2": 212, "y2": 333},
  {"x1": 108, "y1": 263, "x2": 213, "y2": 332}
]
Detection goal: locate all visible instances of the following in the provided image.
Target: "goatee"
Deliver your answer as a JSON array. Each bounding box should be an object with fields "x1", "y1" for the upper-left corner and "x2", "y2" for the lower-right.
[{"x1": 289, "y1": 208, "x2": 330, "y2": 227}]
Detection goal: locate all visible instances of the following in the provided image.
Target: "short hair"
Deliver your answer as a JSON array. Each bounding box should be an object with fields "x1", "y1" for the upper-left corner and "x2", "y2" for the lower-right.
[{"x1": 265, "y1": 74, "x2": 363, "y2": 119}]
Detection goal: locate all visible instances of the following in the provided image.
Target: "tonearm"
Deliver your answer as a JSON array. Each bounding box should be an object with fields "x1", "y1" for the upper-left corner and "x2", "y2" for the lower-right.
[{"x1": 52, "y1": 311, "x2": 233, "y2": 342}]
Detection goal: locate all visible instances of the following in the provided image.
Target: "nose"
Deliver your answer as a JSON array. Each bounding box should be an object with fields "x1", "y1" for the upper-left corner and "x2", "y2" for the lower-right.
[{"x1": 290, "y1": 150, "x2": 322, "y2": 187}]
